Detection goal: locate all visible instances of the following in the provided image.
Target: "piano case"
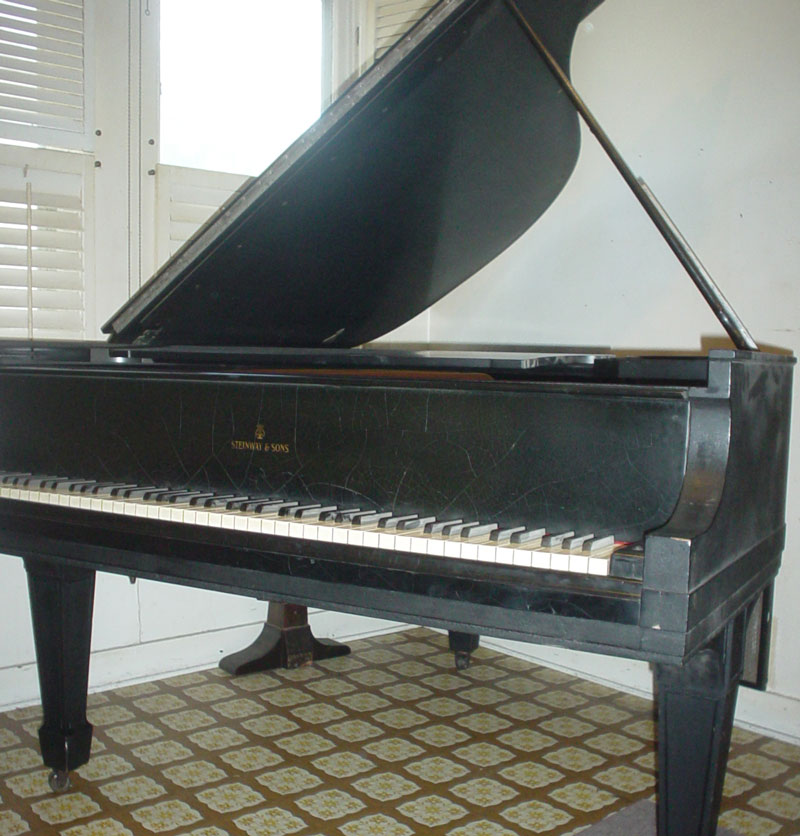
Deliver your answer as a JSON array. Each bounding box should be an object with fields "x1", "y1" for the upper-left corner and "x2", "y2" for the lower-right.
[{"x1": 0, "y1": 1, "x2": 794, "y2": 834}]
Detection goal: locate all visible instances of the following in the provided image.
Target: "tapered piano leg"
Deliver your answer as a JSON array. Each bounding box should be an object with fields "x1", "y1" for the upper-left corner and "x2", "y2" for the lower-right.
[
  {"x1": 24, "y1": 559, "x2": 95, "y2": 785},
  {"x1": 654, "y1": 611, "x2": 746, "y2": 836},
  {"x1": 449, "y1": 630, "x2": 480, "y2": 670},
  {"x1": 219, "y1": 602, "x2": 350, "y2": 675}
]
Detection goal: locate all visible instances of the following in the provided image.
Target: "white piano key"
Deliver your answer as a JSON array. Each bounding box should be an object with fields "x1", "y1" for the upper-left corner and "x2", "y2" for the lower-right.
[
  {"x1": 9, "y1": 489, "x2": 20, "y2": 500},
  {"x1": 246, "y1": 517, "x2": 261, "y2": 533},
  {"x1": 221, "y1": 514, "x2": 237, "y2": 530},
  {"x1": 363, "y1": 531, "x2": 381, "y2": 549},
  {"x1": 90, "y1": 498, "x2": 103, "y2": 512},
  {"x1": 147, "y1": 504, "x2": 161, "y2": 520},
  {"x1": 394, "y1": 536, "x2": 418, "y2": 554},
  {"x1": 477, "y1": 544, "x2": 497, "y2": 563},
  {"x1": 259, "y1": 518, "x2": 276, "y2": 536},
  {"x1": 444, "y1": 540, "x2": 461, "y2": 559},
  {"x1": 158, "y1": 506, "x2": 172, "y2": 521},
  {"x1": 528, "y1": 550, "x2": 550, "y2": 570},
  {"x1": 171, "y1": 508, "x2": 184, "y2": 524},
  {"x1": 513, "y1": 550, "x2": 534, "y2": 568},
  {"x1": 316, "y1": 524, "x2": 332, "y2": 542},
  {"x1": 182, "y1": 508, "x2": 196, "y2": 525},
  {"x1": 427, "y1": 538, "x2": 445, "y2": 557},
  {"x1": 59, "y1": 494, "x2": 71, "y2": 507},
  {"x1": 568, "y1": 553, "x2": 590, "y2": 574},
  {"x1": 495, "y1": 546, "x2": 514, "y2": 565},
  {"x1": 332, "y1": 527, "x2": 349, "y2": 544},
  {"x1": 274, "y1": 520, "x2": 290, "y2": 537},
  {"x1": 195, "y1": 511, "x2": 209, "y2": 526},
  {"x1": 0, "y1": 487, "x2": 9, "y2": 498},
  {"x1": 378, "y1": 533, "x2": 396, "y2": 551},
  {"x1": 461, "y1": 542, "x2": 478, "y2": 560},
  {"x1": 234, "y1": 515, "x2": 250, "y2": 531},
  {"x1": 550, "y1": 552, "x2": 570, "y2": 572},
  {"x1": 409, "y1": 537, "x2": 429, "y2": 555},
  {"x1": 347, "y1": 529, "x2": 364, "y2": 546},
  {"x1": 588, "y1": 556, "x2": 611, "y2": 576}
]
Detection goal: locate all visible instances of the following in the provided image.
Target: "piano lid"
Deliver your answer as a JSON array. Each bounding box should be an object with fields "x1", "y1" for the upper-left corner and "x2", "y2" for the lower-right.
[{"x1": 104, "y1": 0, "x2": 603, "y2": 348}]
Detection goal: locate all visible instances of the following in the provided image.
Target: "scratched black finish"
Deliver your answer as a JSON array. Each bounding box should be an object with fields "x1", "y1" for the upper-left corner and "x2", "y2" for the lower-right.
[
  {"x1": 105, "y1": 0, "x2": 603, "y2": 347},
  {"x1": 0, "y1": 368, "x2": 688, "y2": 541}
]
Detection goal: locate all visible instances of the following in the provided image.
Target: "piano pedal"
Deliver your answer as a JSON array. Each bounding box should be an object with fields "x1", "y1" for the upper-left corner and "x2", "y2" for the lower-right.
[{"x1": 448, "y1": 630, "x2": 480, "y2": 670}]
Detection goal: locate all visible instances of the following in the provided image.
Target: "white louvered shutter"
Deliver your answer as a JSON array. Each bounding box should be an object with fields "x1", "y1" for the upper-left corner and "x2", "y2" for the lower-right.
[
  {"x1": 154, "y1": 165, "x2": 250, "y2": 269},
  {"x1": 373, "y1": 0, "x2": 438, "y2": 59},
  {"x1": 0, "y1": 143, "x2": 93, "y2": 339},
  {"x1": 0, "y1": 0, "x2": 90, "y2": 151}
]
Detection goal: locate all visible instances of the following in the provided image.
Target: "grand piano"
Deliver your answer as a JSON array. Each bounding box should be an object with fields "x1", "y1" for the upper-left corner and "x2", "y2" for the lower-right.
[{"x1": 0, "y1": 1, "x2": 793, "y2": 834}]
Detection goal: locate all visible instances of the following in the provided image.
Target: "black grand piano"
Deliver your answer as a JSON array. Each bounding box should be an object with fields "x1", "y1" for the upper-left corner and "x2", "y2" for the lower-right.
[{"x1": 0, "y1": 1, "x2": 793, "y2": 834}]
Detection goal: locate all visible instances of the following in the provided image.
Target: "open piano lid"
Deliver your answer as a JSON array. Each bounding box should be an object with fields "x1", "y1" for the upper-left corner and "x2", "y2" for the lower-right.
[{"x1": 104, "y1": 0, "x2": 603, "y2": 348}]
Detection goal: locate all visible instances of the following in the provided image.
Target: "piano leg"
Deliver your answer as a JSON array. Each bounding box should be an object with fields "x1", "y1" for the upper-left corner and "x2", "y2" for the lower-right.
[
  {"x1": 654, "y1": 611, "x2": 745, "y2": 836},
  {"x1": 24, "y1": 558, "x2": 95, "y2": 790},
  {"x1": 448, "y1": 630, "x2": 480, "y2": 670},
  {"x1": 219, "y1": 602, "x2": 350, "y2": 675}
]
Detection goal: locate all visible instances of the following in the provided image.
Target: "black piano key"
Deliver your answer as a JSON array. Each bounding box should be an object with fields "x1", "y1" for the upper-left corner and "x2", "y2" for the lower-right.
[
  {"x1": 378, "y1": 514, "x2": 418, "y2": 529},
  {"x1": 117, "y1": 486, "x2": 159, "y2": 498},
  {"x1": 228, "y1": 498, "x2": 277, "y2": 512},
  {"x1": 254, "y1": 500, "x2": 299, "y2": 515},
  {"x1": 141, "y1": 488, "x2": 176, "y2": 501},
  {"x1": 490, "y1": 526, "x2": 526, "y2": 543},
  {"x1": 281, "y1": 503, "x2": 318, "y2": 517},
  {"x1": 188, "y1": 493, "x2": 217, "y2": 506},
  {"x1": 440, "y1": 520, "x2": 479, "y2": 537},
  {"x1": 542, "y1": 530, "x2": 575, "y2": 547},
  {"x1": 156, "y1": 490, "x2": 204, "y2": 503},
  {"x1": 1, "y1": 472, "x2": 31, "y2": 484},
  {"x1": 584, "y1": 535, "x2": 615, "y2": 552},
  {"x1": 351, "y1": 511, "x2": 392, "y2": 526},
  {"x1": 78, "y1": 481, "x2": 116, "y2": 493},
  {"x1": 202, "y1": 495, "x2": 247, "y2": 508},
  {"x1": 166, "y1": 491, "x2": 208, "y2": 504},
  {"x1": 45, "y1": 478, "x2": 96, "y2": 491},
  {"x1": 460, "y1": 522, "x2": 499, "y2": 540},
  {"x1": 334, "y1": 508, "x2": 365, "y2": 523},
  {"x1": 294, "y1": 505, "x2": 338, "y2": 520},
  {"x1": 19, "y1": 475, "x2": 62, "y2": 487},
  {"x1": 561, "y1": 533, "x2": 594, "y2": 551},
  {"x1": 67, "y1": 481, "x2": 98, "y2": 492},
  {"x1": 396, "y1": 516, "x2": 436, "y2": 531},
  {"x1": 511, "y1": 528, "x2": 546, "y2": 544},
  {"x1": 424, "y1": 518, "x2": 462, "y2": 535},
  {"x1": 93, "y1": 483, "x2": 137, "y2": 496}
]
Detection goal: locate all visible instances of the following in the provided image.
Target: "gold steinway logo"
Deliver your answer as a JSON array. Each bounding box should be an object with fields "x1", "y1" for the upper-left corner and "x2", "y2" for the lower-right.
[{"x1": 231, "y1": 422, "x2": 290, "y2": 453}]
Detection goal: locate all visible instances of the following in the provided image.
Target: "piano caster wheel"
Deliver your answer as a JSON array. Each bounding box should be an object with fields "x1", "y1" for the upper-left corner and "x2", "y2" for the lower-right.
[
  {"x1": 48, "y1": 770, "x2": 71, "y2": 793},
  {"x1": 454, "y1": 651, "x2": 471, "y2": 671}
]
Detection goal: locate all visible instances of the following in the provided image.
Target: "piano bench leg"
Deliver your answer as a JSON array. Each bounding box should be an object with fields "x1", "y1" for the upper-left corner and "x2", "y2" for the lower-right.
[
  {"x1": 654, "y1": 611, "x2": 746, "y2": 836},
  {"x1": 449, "y1": 630, "x2": 480, "y2": 670},
  {"x1": 219, "y1": 602, "x2": 350, "y2": 676},
  {"x1": 24, "y1": 559, "x2": 95, "y2": 777}
]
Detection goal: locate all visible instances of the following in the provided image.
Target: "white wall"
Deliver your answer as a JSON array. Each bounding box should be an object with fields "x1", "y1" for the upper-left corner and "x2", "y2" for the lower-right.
[
  {"x1": 1, "y1": 0, "x2": 798, "y2": 744},
  {"x1": 389, "y1": 0, "x2": 800, "y2": 740}
]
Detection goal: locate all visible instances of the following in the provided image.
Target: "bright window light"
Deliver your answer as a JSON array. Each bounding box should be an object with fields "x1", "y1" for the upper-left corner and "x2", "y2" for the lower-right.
[{"x1": 159, "y1": 1, "x2": 322, "y2": 176}]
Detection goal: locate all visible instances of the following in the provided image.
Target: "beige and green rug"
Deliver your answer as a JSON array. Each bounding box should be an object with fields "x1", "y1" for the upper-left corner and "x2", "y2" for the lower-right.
[{"x1": 0, "y1": 628, "x2": 797, "y2": 836}]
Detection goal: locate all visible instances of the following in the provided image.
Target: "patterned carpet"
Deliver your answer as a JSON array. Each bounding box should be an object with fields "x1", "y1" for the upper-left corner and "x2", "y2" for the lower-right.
[{"x1": 0, "y1": 628, "x2": 798, "y2": 836}]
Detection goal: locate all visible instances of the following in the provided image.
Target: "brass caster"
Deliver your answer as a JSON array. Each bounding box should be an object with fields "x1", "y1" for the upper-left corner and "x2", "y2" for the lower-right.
[{"x1": 48, "y1": 770, "x2": 71, "y2": 793}]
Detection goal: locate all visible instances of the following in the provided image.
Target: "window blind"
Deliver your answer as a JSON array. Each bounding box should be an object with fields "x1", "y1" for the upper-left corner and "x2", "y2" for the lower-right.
[
  {"x1": 374, "y1": 0, "x2": 438, "y2": 59},
  {"x1": 0, "y1": 0, "x2": 88, "y2": 149},
  {"x1": 0, "y1": 144, "x2": 92, "y2": 339},
  {"x1": 155, "y1": 164, "x2": 249, "y2": 268}
]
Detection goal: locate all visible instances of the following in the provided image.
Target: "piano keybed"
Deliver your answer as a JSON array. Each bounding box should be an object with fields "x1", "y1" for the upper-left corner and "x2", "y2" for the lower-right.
[{"x1": 0, "y1": 472, "x2": 627, "y2": 578}]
